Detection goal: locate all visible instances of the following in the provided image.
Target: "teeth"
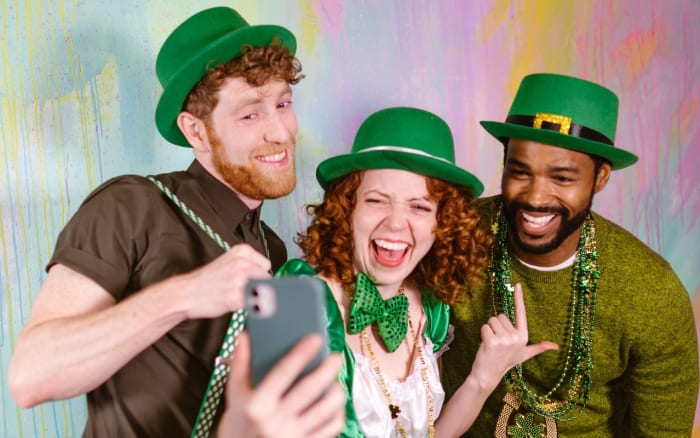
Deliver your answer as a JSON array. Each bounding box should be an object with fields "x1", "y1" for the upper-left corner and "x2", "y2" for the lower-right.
[
  {"x1": 258, "y1": 151, "x2": 286, "y2": 162},
  {"x1": 374, "y1": 239, "x2": 408, "y2": 251},
  {"x1": 522, "y1": 213, "x2": 554, "y2": 227}
]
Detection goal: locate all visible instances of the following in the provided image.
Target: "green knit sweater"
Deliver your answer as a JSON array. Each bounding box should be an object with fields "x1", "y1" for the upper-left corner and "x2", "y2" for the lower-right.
[{"x1": 441, "y1": 196, "x2": 699, "y2": 437}]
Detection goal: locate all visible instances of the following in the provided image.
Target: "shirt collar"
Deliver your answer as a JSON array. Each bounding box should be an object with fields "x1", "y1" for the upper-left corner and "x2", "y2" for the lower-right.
[{"x1": 187, "y1": 160, "x2": 262, "y2": 232}]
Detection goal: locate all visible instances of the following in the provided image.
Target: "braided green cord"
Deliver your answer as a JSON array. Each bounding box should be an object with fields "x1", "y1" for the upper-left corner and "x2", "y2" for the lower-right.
[
  {"x1": 147, "y1": 176, "x2": 256, "y2": 437},
  {"x1": 148, "y1": 176, "x2": 231, "y2": 251}
]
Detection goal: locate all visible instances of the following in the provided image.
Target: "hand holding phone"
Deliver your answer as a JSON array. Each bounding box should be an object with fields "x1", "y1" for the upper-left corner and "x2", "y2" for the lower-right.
[
  {"x1": 216, "y1": 330, "x2": 346, "y2": 438},
  {"x1": 245, "y1": 277, "x2": 329, "y2": 386}
]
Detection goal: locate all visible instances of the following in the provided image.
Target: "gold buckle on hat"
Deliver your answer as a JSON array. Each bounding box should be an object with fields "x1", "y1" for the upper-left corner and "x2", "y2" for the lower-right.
[{"x1": 533, "y1": 113, "x2": 572, "y2": 135}]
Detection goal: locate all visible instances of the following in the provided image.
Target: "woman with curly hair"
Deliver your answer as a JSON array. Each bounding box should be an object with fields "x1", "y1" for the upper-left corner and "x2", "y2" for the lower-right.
[{"x1": 278, "y1": 107, "x2": 557, "y2": 437}]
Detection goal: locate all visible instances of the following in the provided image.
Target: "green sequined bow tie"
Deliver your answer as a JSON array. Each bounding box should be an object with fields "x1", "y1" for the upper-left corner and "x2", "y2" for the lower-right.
[{"x1": 347, "y1": 272, "x2": 409, "y2": 352}]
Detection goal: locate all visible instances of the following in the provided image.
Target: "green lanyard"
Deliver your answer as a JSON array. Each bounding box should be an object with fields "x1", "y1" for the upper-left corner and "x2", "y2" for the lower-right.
[{"x1": 147, "y1": 176, "x2": 268, "y2": 437}]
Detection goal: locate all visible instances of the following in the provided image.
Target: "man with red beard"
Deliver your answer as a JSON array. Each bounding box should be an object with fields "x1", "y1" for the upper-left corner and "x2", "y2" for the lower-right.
[
  {"x1": 441, "y1": 73, "x2": 698, "y2": 437},
  {"x1": 8, "y1": 7, "x2": 344, "y2": 438}
]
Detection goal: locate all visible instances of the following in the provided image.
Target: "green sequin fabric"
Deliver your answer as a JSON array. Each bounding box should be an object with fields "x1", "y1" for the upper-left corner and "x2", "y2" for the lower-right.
[{"x1": 347, "y1": 272, "x2": 409, "y2": 352}]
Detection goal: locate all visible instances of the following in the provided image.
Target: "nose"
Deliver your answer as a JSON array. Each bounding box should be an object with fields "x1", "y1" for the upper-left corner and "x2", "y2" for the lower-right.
[
  {"x1": 522, "y1": 177, "x2": 550, "y2": 208},
  {"x1": 383, "y1": 204, "x2": 408, "y2": 230},
  {"x1": 264, "y1": 111, "x2": 296, "y2": 144}
]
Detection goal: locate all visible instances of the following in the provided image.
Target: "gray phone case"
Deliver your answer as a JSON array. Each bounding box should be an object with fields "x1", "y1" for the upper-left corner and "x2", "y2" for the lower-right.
[{"x1": 245, "y1": 277, "x2": 329, "y2": 386}]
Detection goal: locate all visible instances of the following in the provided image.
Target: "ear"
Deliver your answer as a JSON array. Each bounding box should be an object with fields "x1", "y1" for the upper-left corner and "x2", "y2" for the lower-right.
[
  {"x1": 176, "y1": 111, "x2": 210, "y2": 152},
  {"x1": 593, "y1": 162, "x2": 612, "y2": 194}
]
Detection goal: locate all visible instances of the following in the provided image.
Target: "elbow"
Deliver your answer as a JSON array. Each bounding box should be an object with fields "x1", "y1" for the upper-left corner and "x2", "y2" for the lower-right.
[{"x1": 8, "y1": 360, "x2": 43, "y2": 409}]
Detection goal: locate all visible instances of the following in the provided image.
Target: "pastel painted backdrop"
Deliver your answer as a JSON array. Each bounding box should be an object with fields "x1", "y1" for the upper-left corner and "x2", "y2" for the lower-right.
[{"x1": 2, "y1": 0, "x2": 698, "y2": 436}]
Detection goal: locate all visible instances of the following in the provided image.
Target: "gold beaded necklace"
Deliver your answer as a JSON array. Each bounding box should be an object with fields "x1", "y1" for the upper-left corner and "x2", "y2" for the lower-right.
[{"x1": 353, "y1": 284, "x2": 436, "y2": 438}]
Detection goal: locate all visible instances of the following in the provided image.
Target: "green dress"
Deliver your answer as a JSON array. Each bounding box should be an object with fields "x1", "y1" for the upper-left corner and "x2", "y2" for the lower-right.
[{"x1": 276, "y1": 258, "x2": 451, "y2": 437}]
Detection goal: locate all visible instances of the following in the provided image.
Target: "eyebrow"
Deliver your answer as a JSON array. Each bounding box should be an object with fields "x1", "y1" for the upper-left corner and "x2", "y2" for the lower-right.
[
  {"x1": 233, "y1": 96, "x2": 264, "y2": 110},
  {"x1": 232, "y1": 85, "x2": 293, "y2": 111},
  {"x1": 506, "y1": 157, "x2": 580, "y2": 173},
  {"x1": 363, "y1": 189, "x2": 433, "y2": 202}
]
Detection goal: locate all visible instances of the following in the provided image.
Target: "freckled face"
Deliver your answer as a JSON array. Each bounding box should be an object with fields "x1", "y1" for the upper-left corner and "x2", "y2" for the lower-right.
[{"x1": 351, "y1": 169, "x2": 438, "y2": 292}]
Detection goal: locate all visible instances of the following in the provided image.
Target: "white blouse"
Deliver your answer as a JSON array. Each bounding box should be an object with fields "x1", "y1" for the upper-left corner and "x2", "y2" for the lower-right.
[{"x1": 351, "y1": 339, "x2": 445, "y2": 437}]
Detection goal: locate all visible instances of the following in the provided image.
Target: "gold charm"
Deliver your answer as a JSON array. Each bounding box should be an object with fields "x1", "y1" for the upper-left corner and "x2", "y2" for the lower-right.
[{"x1": 495, "y1": 393, "x2": 558, "y2": 438}]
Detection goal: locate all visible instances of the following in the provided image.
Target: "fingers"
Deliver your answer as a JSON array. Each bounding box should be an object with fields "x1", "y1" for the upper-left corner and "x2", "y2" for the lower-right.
[
  {"x1": 483, "y1": 314, "x2": 514, "y2": 336},
  {"x1": 251, "y1": 334, "x2": 325, "y2": 403},
  {"x1": 243, "y1": 335, "x2": 345, "y2": 437},
  {"x1": 298, "y1": 382, "x2": 346, "y2": 438},
  {"x1": 185, "y1": 243, "x2": 273, "y2": 318},
  {"x1": 226, "y1": 332, "x2": 252, "y2": 399},
  {"x1": 513, "y1": 283, "x2": 528, "y2": 331},
  {"x1": 226, "y1": 243, "x2": 272, "y2": 275},
  {"x1": 481, "y1": 283, "x2": 558, "y2": 366},
  {"x1": 282, "y1": 352, "x2": 343, "y2": 414},
  {"x1": 483, "y1": 283, "x2": 526, "y2": 338}
]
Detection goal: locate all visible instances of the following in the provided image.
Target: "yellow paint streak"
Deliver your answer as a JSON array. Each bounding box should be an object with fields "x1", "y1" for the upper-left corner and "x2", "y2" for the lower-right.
[
  {"x1": 1, "y1": 0, "x2": 84, "y2": 435},
  {"x1": 513, "y1": 1, "x2": 579, "y2": 84},
  {"x1": 299, "y1": 0, "x2": 321, "y2": 54},
  {"x1": 479, "y1": 0, "x2": 596, "y2": 92},
  {"x1": 53, "y1": 2, "x2": 81, "y2": 435},
  {"x1": 1, "y1": 42, "x2": 21, "y2": 438},
  {"x1": 55, "y1": 0, "x2": 100, "y2": 194},
  {"x1": 1, "y1": 0, "x2": 25, "y2": 434},
  {"x1": 678, "y1": 93, "x2": 699, "y2": 142},
  {"x1": 96, "y1": 56, "x2": 119, "y2": 122},
  {"x1": 478, "y1": 0, "x2": 512, "y2": 42}
]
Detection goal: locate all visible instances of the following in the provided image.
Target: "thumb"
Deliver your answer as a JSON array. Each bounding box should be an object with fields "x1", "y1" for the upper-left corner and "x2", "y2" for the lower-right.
[
  {"x1": 226, "y1": 331, "x2": 252, "y2": 400},
  {"x1": 521, "y1": 340, "x2": 559, "y2": 363}
]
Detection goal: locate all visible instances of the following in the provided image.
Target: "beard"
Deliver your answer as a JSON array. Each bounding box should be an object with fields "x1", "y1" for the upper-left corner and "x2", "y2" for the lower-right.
[
  {"x1": 208, "y1": 129, "x2": 297, "y2": 200},
  {"x1": 503, "y1": 192, "x2": 593, "y2": 255}
]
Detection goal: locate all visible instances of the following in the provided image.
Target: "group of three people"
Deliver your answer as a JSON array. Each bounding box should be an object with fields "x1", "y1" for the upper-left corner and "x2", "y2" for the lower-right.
[{"x1": 8, "y1": 6, "x2": 697, "y2": 438}]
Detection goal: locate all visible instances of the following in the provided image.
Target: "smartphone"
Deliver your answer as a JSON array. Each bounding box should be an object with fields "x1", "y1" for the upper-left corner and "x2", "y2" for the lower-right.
[{"x1": 245, "y1": 277, "x2": 329, "y2": 387}]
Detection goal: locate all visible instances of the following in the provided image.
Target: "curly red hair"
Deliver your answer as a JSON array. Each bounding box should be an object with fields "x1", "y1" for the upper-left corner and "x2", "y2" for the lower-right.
[
  {"x1": 183, "y1": 42, "x2": 304, "y2": 121},
  {"x1": 296, "y1": 171, "x2": 491, "y2": 305}
]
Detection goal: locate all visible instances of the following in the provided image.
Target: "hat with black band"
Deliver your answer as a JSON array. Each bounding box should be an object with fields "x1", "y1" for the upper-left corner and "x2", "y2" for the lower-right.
[{"x1": 480, "y1": 73, "x2": 638, "y2": 170}]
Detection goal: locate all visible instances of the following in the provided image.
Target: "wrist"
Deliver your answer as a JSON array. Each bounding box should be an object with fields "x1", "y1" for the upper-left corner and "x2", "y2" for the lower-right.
[{"x1": 462, "y1": 371, "x2": 499, "y2": 398}]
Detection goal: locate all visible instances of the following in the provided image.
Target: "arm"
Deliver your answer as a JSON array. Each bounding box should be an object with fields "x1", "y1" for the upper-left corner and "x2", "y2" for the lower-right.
[
  {"x1": 216, "y1": 332, "x2": 346, "y2": 438},
  {"x1": 625, "y1": 275, "x2": 699, "y2": 436},
  {"x1": 435, "y1": 284, "x2": 558, "y2": 437},
  {"x1": 8, "y1": 244, "x2": 271, "y2": 408}
]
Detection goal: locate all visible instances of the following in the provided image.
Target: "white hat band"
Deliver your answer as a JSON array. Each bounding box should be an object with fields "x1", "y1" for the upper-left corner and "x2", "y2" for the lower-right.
[{"x1": 358, "y1": 145, "x2": 452, "y2": 164}]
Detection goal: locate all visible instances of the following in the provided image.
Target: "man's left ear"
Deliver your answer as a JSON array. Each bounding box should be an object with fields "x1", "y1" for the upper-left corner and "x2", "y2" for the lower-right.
[{"x1": 594, "y1": 162, "x2": 612, "y2": 194}]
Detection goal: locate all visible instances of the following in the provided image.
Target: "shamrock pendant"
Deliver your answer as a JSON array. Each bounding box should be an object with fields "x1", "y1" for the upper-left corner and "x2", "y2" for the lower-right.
[{"x1": 389, "y1": 404, "x2": 401, "y2": 419}]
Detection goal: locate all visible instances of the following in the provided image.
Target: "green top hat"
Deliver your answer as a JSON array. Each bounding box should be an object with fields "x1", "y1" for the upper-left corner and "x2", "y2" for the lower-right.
[
  {"x1": 155, "y1": 7, "x2": 297, "y2": 147},
  {"x1": 316, "y1": 107, "x2": 484, "y2": 196},
  {"x1": 480, "y1": 73, "x2": 638, "y2": 170}
]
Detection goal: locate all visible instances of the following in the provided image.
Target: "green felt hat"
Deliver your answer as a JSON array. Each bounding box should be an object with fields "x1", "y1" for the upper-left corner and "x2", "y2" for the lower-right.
[
  {"x1": 155, "y1": 7, "x2": 297, "y2": 146},
  {"x1": 480, "y1": 73, "x2": 638, "y2": 169},
  {"x1": 316, "y1": 107, "x2": 484, "y2": 196}
]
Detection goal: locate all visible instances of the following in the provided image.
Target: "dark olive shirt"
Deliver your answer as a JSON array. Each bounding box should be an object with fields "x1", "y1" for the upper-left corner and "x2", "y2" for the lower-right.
[{"x1": 48, "y1": 160, "x2": 287, "y2": 437}]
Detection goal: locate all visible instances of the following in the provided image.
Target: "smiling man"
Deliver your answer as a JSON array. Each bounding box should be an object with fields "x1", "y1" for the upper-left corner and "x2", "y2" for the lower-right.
[
  {"x1": 8, "y1": 7, "x2": 345, "y2": 438},
  {"x1": 441, "y1": 73, "x2": 699, "y2": 437}
]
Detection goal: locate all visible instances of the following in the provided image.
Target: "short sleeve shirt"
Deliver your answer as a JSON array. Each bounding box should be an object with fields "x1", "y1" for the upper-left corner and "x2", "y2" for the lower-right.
[{"x1": 49, "y1": 160, "x2": 287, "y2": 437}]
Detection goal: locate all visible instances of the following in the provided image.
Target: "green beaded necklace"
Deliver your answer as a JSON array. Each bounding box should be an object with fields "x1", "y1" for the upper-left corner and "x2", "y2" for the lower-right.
[{"x1": 489, "y1": 204, "x2": 600, "y2": 420}]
